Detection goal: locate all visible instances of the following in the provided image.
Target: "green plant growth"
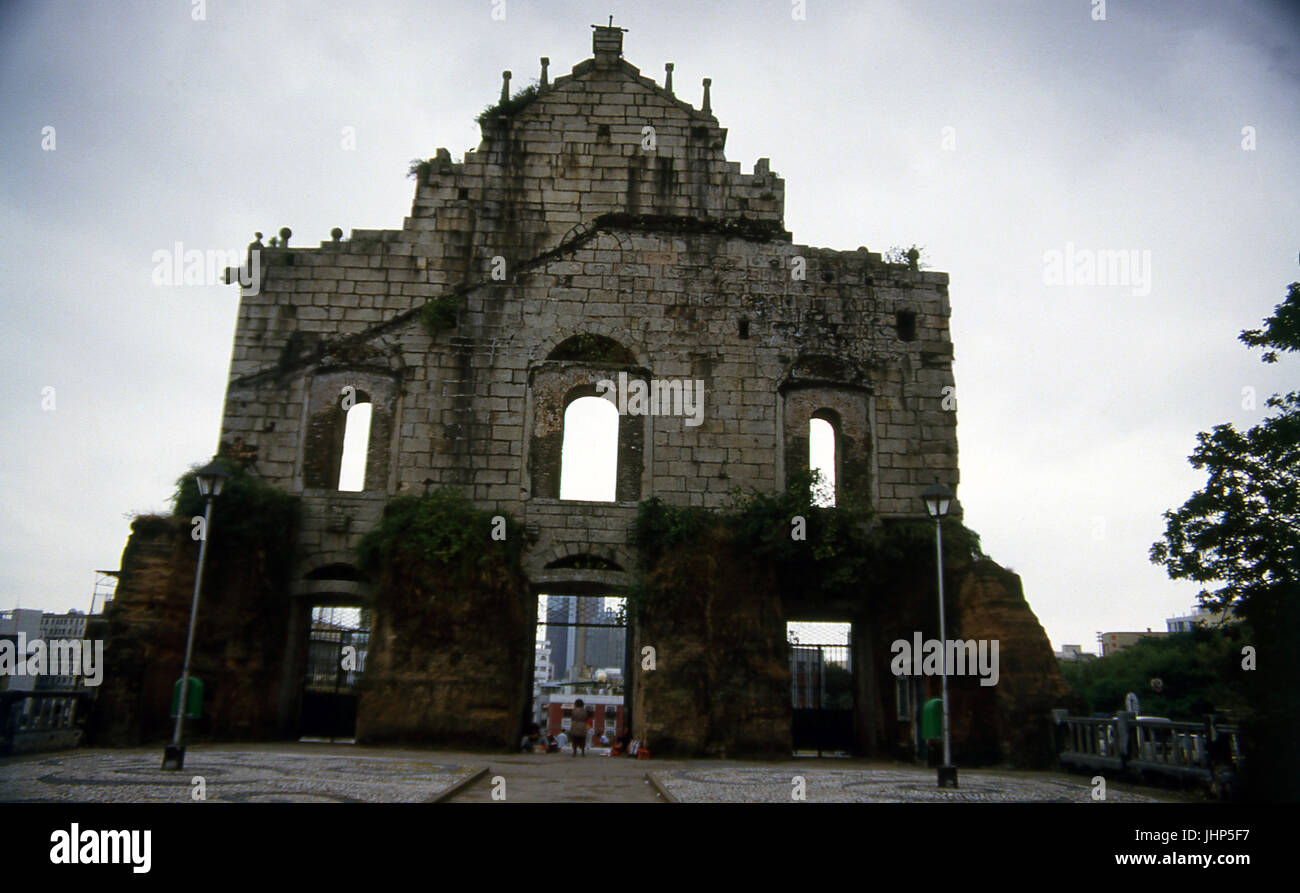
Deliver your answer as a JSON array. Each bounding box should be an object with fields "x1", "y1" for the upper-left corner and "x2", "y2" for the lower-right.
[
  {"x1": 407, "y1": 158, "x2": 432, "y2": 181},
  {"x1": 631, "y1": 469, "x2": 983, "y2": 614},
  {"x1": 476, "y1": 83, "x2": 540, "y2": 125},
  {"x1": 883, "y1": 244, "x2": 928, "y2": 270},
  {"x1": 1058, "y1": 627, "x2": 1246, "y2": 720},
  {"x1": 357, "y1": 488, "x2": 524, "y2": 582},
  {"x1": 420, "y1": 295, "x2": 459, "y2": 335},
  {"x1": 171, "y1": 457, "x2": 300, "y2": 583}
]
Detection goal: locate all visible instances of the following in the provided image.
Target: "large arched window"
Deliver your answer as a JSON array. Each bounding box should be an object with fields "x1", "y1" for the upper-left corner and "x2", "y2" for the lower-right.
[
  {"x1": 559, "y1": 396, "x2": 618, "y2": 501},
  {"x1": 810, "y1": 411, "x2": 838, "y2": 507},
  {"x1": 337, "y1": 401, "x2": 373, "y2": 491}
]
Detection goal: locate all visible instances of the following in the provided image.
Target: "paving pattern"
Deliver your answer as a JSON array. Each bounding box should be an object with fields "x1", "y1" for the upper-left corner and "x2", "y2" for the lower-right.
[
  {"x1": 0, "y1": 747, "x2": 481, "y2": 803},
  {"x1": 651, "y1": 766, "x2": 1165, "y2": 803},
  {"x1": 1, "y1": 746, "x2": 1181, "y2": 803}
]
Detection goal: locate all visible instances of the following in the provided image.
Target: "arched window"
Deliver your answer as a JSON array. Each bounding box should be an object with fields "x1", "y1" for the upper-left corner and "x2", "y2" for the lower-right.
[
  {"x1": 337, "y1": 401, "x2": 373, "y2": 491},
  {"x1": 810, "y1": 413, "x2": 837, "y2": 507},
  {"x1": 559, "y1": 396, "x2": 618, "y2": 501}
]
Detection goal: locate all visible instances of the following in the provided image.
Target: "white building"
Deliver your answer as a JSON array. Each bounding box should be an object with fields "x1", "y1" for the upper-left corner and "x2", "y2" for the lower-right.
[{"x1": 1167, "y1": 604, "x2": 1237, "y2": 633}]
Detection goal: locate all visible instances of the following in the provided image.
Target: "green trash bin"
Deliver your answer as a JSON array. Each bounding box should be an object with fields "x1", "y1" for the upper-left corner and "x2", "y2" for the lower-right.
[
  {"x1": 170, "y1": 677, "x2": 204, "y2": 720},
  {"x1": 921, "y1": 697, "x2": 943, "y2": 740}
]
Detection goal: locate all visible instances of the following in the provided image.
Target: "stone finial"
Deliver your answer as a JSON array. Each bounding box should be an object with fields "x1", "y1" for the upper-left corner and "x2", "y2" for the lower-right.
[
  {"x1": 279, "y1": 227, "x2": 291, "y2": 247},
  {"x1": 251, "y1": 231, "x2": 264, "y2": 248},
  {"x1": 269, "y1": 236, "x2": 279, "y2": 248},
  {"x1": 591, "y1": 22, "x2": 626, "y2": 68},
  {"x1": 702, "y1": 78, "x2": 712, "y2": 114},
  {"x1": 540, "y1": 57, "x2": 549, "y2": 88},
  {"x1": 665, "y1": 62, "x2": 674, "y2": 95},
  {"x1": 500, "y1": 70, "x2": 511, "y2": 103},
  {"x1": 331, "y1": 227, "x2": 343, "y2": 241}
]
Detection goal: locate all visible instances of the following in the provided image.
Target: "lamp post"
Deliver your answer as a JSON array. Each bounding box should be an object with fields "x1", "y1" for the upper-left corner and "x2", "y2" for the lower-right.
[
  {"x1": 922, "y1": 481, "x2": 958, "y2": 788},
  {"x1": 162, "y1": 459, "x2": 228, "y2": 771}
]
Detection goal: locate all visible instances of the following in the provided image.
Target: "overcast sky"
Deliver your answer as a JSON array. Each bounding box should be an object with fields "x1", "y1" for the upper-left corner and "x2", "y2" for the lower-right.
[{"x1": 1, "y1": 0, "x2": 1296, "y2": 653}]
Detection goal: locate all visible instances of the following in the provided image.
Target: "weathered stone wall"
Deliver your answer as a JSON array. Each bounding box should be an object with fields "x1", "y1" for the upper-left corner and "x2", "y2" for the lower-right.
[
  {"x1": 355, "y1": 556, "x2": 532, "y2": 749},
  {"x1": 634, "y1": 530, "x2": 790, "y2": 757},
  {"x1": 89, "y1": 516, "x2": 293, "y2": 745}
]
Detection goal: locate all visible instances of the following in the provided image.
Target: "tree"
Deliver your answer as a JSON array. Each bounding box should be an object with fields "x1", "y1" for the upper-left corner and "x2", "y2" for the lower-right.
[{"x1": 1150, "y1": 278, "x2": 1300, "y2": 801}]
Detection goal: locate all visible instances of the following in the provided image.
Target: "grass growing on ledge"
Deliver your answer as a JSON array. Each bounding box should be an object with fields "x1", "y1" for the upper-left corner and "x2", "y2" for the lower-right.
[
  {"x1": 357, "y1": 488, "x2": 524, "y2": 581},
  {"x1": 476, "y1": 84, "x2": 540, "y2": 125}
]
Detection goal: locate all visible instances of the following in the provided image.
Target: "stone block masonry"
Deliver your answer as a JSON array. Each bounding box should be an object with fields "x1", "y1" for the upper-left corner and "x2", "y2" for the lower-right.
[{"x1": 99, "y1": 23, "x2": 1071, "y2": 763}]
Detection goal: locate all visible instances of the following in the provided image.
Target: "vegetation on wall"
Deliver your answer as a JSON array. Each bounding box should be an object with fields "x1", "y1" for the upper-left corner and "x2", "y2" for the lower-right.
[
  {"x1": 631, "y1": 469, "x2": 983, "y2": 614},
  {"x1": 476, "y1": 83, "x2": 540, "y2": 125},
  {"x1": 420, "y1": 295, "x2": 459, "y2": 335},
  {"x1": 171, "y1": 456, "x2": 299, "y2": 585},
  {"x1": 357, "y1": 488, "x2": 524, "y2": 582}
]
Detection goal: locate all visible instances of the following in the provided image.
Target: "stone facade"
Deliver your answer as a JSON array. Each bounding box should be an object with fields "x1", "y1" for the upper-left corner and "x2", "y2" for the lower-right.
[{"x1": 101, "y1": 26, "x2": 1072, "y2": 762}]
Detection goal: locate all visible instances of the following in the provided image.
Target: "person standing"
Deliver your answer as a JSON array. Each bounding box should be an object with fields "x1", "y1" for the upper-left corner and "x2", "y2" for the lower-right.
[{"x1": 569, "y1": 699, "x2": 589, "y2": 757}]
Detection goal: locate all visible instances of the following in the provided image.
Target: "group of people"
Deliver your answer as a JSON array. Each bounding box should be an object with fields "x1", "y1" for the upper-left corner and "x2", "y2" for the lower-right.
[{"x1": 521, "y1": 698, "x2": 636, "y2": 756}]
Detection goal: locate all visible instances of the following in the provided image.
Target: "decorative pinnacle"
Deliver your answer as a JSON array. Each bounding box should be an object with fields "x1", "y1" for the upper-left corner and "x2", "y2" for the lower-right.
[
  {"x1": 500, "y1": 70, "x2": 511, "y2": 103},
  {"x1": 665, "y1": 62, "x2": 674, "y2": 95},
  {"x1": 702, "y1": 77, "x2": 712, "y2": 113},
  {"x1": 540, "y1": 57, "x2": 550, "y2": 88}
]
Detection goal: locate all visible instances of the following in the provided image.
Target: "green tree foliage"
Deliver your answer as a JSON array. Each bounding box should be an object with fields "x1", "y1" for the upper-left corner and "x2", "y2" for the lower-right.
[
  {"x1": 1151, "y1": 281, "x2": 1300, "y2": 614},
  {"x1": 1150, "y1": 278, "x2": 1300, "y2": 801},
  {"x1": 1058, "y1": 628, "x2": 1245, "y2": 719}
]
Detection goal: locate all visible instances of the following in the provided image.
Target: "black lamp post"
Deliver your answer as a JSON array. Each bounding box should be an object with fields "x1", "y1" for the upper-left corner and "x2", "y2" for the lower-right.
[
  {"x1": 162, "y1": 459, "x2": 228, "y2": 771},
  {"x1": 922, "y1": 481, "x2": 958, "y2": 788}
]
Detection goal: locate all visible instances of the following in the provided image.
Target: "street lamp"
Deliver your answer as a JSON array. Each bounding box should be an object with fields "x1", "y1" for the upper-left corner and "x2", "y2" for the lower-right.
[
  {"x1": 922, "y1": 481, "x2": 958, "y2": 788},
  {"x1": 162, "y1": 459, "x2": 228, "y2": 771}
]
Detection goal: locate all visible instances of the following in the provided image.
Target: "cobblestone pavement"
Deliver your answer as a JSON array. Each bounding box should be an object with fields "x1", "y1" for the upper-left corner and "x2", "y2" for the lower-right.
[
  {"x1": 1, "y1": 745, "x2": 1189, "y2": 803},
  {"x1": 0, "y1": 745, "x2": 481, "y2": 803},
  {"x1": 651, "y1": 766, "x2": 1168, "y2": 803}
]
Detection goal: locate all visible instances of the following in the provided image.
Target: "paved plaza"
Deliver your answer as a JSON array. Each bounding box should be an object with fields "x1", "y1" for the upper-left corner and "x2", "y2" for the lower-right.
[
  {"x1": 0, "y1": 744, "x2": 480, "y2": 803},
  {"x1": 0, "y1": 744, "x2": 1187, "y2": 803}
]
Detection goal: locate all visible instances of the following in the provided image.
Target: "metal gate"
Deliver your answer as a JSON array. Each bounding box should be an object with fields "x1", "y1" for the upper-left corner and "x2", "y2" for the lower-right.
[
  {"x1": 300, "y1": 606, "x2": 368, "y2": 741},
  {"x1": 790, "y1": 643, "x2": 854, "y2": 755}
]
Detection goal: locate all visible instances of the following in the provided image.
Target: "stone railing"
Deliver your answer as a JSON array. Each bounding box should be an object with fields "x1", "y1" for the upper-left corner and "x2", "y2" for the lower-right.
[{"x1": 1053, "y1": 710, "x2": 1241, "y2": 794}]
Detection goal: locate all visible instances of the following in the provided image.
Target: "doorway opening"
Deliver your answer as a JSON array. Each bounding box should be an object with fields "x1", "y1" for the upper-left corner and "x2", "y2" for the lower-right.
[
  {"x1": 787, "y1": 620, "x2": 854, "y2": 756},
  {"x1": 532, "y1": 594, "x2": 627, "y2": 751},
  {"x1": 299, "y1": 604, "x2": 369, "y2": 742}
]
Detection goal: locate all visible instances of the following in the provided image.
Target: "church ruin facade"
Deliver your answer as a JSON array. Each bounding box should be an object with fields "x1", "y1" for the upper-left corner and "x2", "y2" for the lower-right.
[{"x1": 97, "y1": 26, "x2": 1073, "y2": 764}]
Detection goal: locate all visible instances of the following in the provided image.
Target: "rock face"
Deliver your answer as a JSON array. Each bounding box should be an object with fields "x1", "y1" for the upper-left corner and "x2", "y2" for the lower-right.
[{"x1": 951, "y1": 560, "x2": 1084, "y2": 767}]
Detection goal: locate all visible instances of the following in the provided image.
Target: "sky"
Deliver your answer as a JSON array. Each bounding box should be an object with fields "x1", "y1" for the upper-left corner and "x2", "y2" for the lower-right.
[{"x1": 0, "y1": 0, "x2": 1296, "y2": 654}]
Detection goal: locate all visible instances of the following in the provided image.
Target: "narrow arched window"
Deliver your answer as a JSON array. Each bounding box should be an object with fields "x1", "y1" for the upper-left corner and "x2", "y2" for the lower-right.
[
  {"x1": 337, "y1": 401, "x2": 373, "y2": 491},
  {"x1": 810, "y1": 414, "x2": 836, "y2": 507},
  {"x1": 559, "y1": 396, "x2": 618, "y2": 501}
]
